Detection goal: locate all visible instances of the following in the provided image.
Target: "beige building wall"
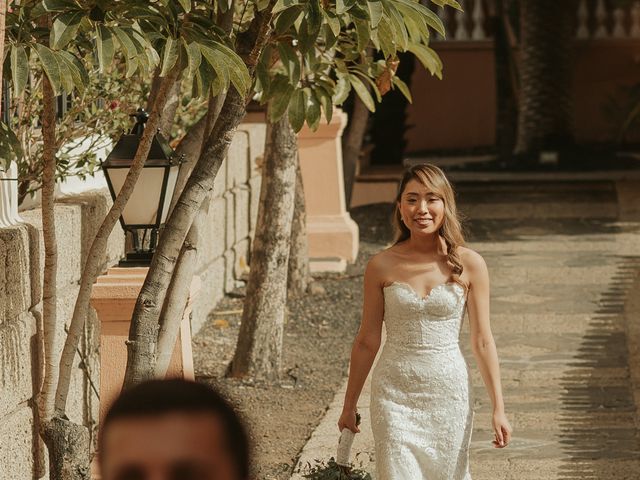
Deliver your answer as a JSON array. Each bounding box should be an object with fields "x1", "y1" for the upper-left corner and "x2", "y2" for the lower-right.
[
  {"x1": 0, "y1": 122, "x2": 266, "y2": 478},
  {"x1": 405, "y1": 41, "x2": 640, "y2": 154}
]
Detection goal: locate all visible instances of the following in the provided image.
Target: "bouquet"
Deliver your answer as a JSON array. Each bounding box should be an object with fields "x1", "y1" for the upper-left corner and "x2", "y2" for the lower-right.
[{"x1": 302, "y1": 413, "x2": 372, "y2": 480}]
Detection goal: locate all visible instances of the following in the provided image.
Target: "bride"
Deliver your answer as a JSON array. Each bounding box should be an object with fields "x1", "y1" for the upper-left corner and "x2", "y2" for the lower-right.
[{"x1": 338, "y1": 164, "x2": 512, "y2": 479}]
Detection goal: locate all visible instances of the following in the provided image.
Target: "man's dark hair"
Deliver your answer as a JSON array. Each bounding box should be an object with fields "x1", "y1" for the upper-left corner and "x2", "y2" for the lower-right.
[{"x1": 101, "y1": 379, "x2": 251, "y2": 479}]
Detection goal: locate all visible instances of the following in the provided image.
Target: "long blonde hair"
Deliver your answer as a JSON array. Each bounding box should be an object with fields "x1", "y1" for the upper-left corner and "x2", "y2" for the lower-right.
[{"x1": 392, "y1": 164, "x2": 466, "y2": 286}]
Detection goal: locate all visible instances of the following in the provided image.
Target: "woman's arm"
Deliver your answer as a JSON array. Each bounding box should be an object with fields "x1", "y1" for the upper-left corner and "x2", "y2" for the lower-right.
[
  {"x1": 464, "y1": 249, "x2": 512, "y2": 448},
  {"x1": 338, "y1": 257, "x2": 385, "y2": 433}
]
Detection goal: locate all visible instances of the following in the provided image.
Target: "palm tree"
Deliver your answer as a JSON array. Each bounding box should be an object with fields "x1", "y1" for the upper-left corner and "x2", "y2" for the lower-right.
[{"x1": 514, "y1": 0, "x2": 578, "y2": 160}]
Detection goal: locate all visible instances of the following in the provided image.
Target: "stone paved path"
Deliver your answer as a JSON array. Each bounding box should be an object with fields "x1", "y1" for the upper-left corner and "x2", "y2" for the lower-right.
[{"x1": 292, "y1": 182, "x2": 640, "y2": 480}]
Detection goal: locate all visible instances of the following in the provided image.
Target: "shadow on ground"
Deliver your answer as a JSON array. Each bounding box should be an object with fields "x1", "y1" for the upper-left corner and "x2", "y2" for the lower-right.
[{"x1": 557, "y1": 255, "x2": 640, "y2": 479}]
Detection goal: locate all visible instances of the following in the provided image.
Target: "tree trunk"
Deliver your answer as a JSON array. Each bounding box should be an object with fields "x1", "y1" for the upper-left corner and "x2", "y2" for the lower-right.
[
  {"x1": 154, "y1": 197, "x2": 209, "y2": 377},
  {"x1": 341, "y1": 96, "x2": 369, "y2": 207},
  {"x1": 514, "y1": 0, "x2": 577, "y2": 157},
  {"x1": 158, "y1": 80, "x2": 181, "y2": 139},
  {"x1": 492, "y1": 0, "x2": 517, "y2": 162},
  {"x1": 168, "y1": 114, "x2": 208, "y2": 214},
  {"x1": 124, "y1": 88, "x2": 246, "y2": 386},
  {"x1": 287, "y1": 155, "x2": 310, "y2": 297},
  {"x1": 53, "y1": 66, "x2": 180, "y2": 415},
  {"x1": 39, "y1": 73, "x2": 59, "y2": 423},
  {"x1": 123, "y1": 5, "x2": 276, "y2": 388},
  {"x1": 0, "y1": 1, "x2": 6, "y2": 88},
  {"x1": 154, "y1": 90, "x2": 227, "y2": 377},
  {"x1": 168, "y1": 4, "x2": 234, "y2": 217},
  {"x1": 229, "y1": 108, "x2": 297, "y2": 380},
  {"x1": 39, "y1": 71, "x2": 90, "y2": 480},
  {"x1": 42, "y1": 418, "x2": 90, "y2": 480}
]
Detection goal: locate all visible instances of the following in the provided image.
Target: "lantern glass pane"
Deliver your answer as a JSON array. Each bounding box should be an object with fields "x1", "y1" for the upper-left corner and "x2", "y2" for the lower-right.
[
  {"x1": 108, "y1": 167, "x2": 164, "y2": 226},
  {"x1": 159, "y1": 164, "x2": 180, "y2": 223}
]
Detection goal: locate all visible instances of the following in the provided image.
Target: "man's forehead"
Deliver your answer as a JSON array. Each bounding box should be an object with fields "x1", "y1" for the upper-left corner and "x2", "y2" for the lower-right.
[{"x1": 103, "y1": 412, "x2": 224, "y2": 445}]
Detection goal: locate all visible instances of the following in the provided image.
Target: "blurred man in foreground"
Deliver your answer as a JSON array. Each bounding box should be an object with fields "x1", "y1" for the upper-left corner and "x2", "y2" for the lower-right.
[{"x1": 99, "y1": 379, "x2": 251, "y2": 480}]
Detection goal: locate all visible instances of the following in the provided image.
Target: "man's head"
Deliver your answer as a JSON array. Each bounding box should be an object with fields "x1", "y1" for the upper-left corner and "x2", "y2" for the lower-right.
[{"x1": 99, "y1": 379, "x2": 250, "y2": 480}]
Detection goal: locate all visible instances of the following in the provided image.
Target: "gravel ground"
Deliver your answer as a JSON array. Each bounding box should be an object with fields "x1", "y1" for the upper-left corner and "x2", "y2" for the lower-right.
[{"x1": 192, "y1": 204, "x2": 396, "y2": 479}]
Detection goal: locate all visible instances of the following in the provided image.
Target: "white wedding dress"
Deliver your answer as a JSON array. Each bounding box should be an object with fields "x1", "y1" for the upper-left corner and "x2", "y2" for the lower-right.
[{"x1": 370, "y1": 281, "x2": 474, "y2": 479}]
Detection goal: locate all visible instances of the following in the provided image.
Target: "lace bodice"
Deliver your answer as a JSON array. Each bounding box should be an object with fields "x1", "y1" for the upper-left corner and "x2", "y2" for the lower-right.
[{"x1": 382, "y1": 281, "x2": 467, "y2": 350}]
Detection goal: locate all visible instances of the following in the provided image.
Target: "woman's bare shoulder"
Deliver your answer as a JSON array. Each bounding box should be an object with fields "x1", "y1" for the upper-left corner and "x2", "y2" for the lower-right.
[
  {"x1": 457, "y1": 245, "x2": 487, "y2": 271},
  {"x1": 365, "y1": 246, "x2": 399, "y2": 277},
  {"x1": 368, "y1": 247, "x2": 393, "y2": 268}
]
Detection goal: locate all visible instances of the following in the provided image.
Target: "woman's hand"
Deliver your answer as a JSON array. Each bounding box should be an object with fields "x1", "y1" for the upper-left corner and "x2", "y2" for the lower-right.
[
  {"x1": 338, "y1": 408, "x2": 360, "y2": 434},
  {"x1": 491, "y1": 410, "x2": 512, "y2": 448}
]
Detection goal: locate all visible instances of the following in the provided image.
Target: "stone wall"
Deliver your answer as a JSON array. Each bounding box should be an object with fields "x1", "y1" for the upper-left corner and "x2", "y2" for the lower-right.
[
  {"x1": 0, "y1": 121, "x2": 266, "y2": 479},
  {"x1": 0, "y1": 191, "x2": 124, "y2": 480},
  {"x1": 189, "y1": 122, "x2": 265, "y2": 333}
]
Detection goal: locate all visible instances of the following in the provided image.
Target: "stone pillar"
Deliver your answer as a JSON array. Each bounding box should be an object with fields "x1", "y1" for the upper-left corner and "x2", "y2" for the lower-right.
[
  {"x1": 91, "y1": 267, "x2": 200, "y2": 424},
  {"x1": 297, "y1": 109, "x2": 359, "y2": 272}
]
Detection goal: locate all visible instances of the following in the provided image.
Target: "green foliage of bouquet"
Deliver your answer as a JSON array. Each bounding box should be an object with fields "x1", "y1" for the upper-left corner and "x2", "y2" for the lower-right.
[
  {"x1": 301, "y1": 413, "x2": 372, "y2": 480},
  {"x1": 302, "y1": 458, "x2": 372, "y2": 480}
]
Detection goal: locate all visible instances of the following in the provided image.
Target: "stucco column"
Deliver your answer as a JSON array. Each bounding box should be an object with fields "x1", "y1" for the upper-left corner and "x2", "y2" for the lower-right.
[
  {"x1": 91, "y1": 267, "x2": 200, "y2": 424},
  {"x1": 298, "y1": 109, "x2": 359, "y2": 272}
]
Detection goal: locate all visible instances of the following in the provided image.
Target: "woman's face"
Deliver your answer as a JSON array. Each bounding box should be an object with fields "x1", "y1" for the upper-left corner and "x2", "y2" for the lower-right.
[{"x1": 397, "y1": 179, "x2": 445, "y2": 236}]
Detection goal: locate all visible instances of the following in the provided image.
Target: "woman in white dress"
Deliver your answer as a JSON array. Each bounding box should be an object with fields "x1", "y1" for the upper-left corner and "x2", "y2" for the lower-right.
[{"x1": 338, "y1": 164, "x2": 512, "y2": 479}]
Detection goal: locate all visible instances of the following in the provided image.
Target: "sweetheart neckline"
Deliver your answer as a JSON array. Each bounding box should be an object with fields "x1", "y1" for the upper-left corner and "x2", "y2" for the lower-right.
[{"x1": 383, "y1": 281, "x2": 464, "y2": 302}]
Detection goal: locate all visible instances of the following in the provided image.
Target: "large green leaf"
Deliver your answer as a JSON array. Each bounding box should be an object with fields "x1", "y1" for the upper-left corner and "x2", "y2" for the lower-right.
[
  {"x1": 333, "y1": 75, "x2": 350, "y2": 105},
  {"x1": 315, "y1": 85, "x2": 334, "y2": 124},
  {"x1": 130, "y1": 28, "x2": 160, "y2": 69},
  {"x1": 268, "y1": 75, "x2": 295, "y2": 123},
  {"x1": 275, "y1": 5, "x2": 304, "y2": 34},
  {"x1": 348, "y1": 5, "x2": 370, "y2": 21},
  {"x1": 398, "y1": 5, "x2": 429, "y2": 43},
  {"x1": 160, "y1": 36, "x2": 179, "y2": 77},
  {"x1": 0, "y1": 122, "x2": 23, "y2": 172},
  {"x1": 112, "y1": 26, "x2": 143, "y2": 77},
  {"x1": 50, "y1": 11, "x2": 83, "y2": 49},
  {"x1": 430, "y1": 0, "x2": 462, "y2": 11},
  {"x1": 323, "y1": 10, "x2": 341, "y2": 37},
  {"x1": 59, "y1": 59, "x2": 75, "y2": 94},
  {"x1": 392, "y1": 75, "x2": 412, "y2": 103},
  {"x1": 408, "y1": 42, "x2": 442, "y2": 78},
  {"x1": 376, "y1": 18, "x2": 396, "y2": 59},
  {"x1": 203, "y1": 41, "x2": 251, "y2": 96},
  {"x1": 396, "y1": 0, "x2": 446, "y2": 37},
  {"x1": 307, "y1": 0, "x2": 322, "y2": 37},
  {"x1": 10, "y1": 46, "x2": 28, "y2": 97},
  {"x1": 177, "y1": 0, "x2": 191, "y2": 13},
  {"x1": 277, "y1": 43, "x2": 301, "y2": 85},
  {"x1": 367, "y1": 0, "x2": 384, "y2": 28},
  {"x1": 323, "y1": 23, "x2": 338, "y2": 49},
  {"x1": 386, "y1": 3, "x2": 408, "y2": 50},
  {"x1": 43, "y1": 0, "x2": 80, "y2": 12},
  {"x1": 96, "y1": 25, "x2": 115, "y2": 73},
  {"x1": 305, "y1": 89, "x2": 321, "y2": 131},
  {"x1": 183, "y1": 40, "x2": 202, "y2": 80},
  {"x1": 200, "y1": 43, "x2": 229, "y2": 93},
  {"x1": 273, "y1": 0, "x2": 302, "y2": 14},
  {"x1": 58, "y1": 50, "x2": 88, "y2": 94},
  {"x1": 352, "y1": 69, "x2": 382, "y2": 102},
  {"x1": 354, "y1": 19, "x2": 370, "y2": 53},
  {"x1": 288, "y1": 89, "x2": 306, "y2": 132},
  {"x1": 349, "y1": 73, "x2": 375, "y2": 112},
  {"x1": 256, "y1": 45, "x2": 273, "y2": 97},
  {"x1": 34, "y1": 44, "x2": 63, "y2": 95}
]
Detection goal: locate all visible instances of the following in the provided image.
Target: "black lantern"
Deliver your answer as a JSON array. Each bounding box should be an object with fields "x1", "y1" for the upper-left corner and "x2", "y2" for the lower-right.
[{"x1": 102, "y1": 108, "x2": 182, "y2": 266}]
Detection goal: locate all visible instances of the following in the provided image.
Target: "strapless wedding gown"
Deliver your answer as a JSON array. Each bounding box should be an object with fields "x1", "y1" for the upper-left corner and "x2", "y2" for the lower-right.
[{"x1": 370, "y1": 281, "x2": 474, "y2": 479}]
